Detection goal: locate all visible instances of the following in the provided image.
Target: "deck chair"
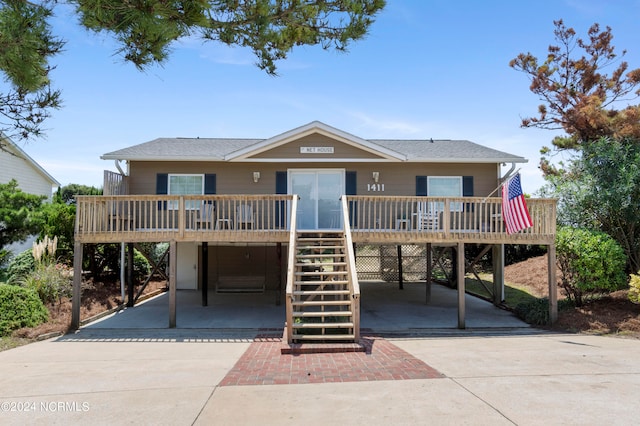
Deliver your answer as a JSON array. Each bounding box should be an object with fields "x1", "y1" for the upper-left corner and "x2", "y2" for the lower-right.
[
  {"x1": 416, "y1": 202, "x2": 439, "y2": 231},
  {"x1": 108, "y1": 199, "x2": 132, "y2": 231},
  {"x1": 236, "y1": 203, "x2": 254, "y2": 229},
  {"x1": 197, "y1": 202, "x2": 215, "y2": 230}
]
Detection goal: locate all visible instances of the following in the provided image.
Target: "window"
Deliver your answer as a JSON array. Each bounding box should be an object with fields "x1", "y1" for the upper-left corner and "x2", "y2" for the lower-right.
[
  {"x1": 427, "y1": 176, "x2": 463, "y2": 211},
  {"x1": 168, "y1": 174, "x2": 204, "y2": 209}
]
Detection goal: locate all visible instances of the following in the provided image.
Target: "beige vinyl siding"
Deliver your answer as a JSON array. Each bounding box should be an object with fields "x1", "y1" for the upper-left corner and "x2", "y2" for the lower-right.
[{"x1": 129, "y1": 161, "x2": 499, "y2": 197}]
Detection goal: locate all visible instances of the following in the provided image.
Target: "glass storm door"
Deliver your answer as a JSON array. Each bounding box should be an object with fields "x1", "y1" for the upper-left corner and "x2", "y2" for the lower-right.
[{"x1": 289, "y1": 170, "x2": 344, "y2": 230}]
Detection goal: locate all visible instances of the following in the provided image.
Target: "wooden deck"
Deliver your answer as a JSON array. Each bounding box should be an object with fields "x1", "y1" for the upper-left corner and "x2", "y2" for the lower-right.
[{"x1": 74, "y1": 195, "x2": 556, "y2": 245}]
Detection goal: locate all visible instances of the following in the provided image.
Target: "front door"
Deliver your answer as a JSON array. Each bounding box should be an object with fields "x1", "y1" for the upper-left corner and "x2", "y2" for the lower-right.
[{"x1": 289, "y1": 169, "x2": 345, "y2": 230}]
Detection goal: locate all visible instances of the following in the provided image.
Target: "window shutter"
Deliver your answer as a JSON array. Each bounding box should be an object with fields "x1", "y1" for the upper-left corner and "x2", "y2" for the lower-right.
[
  {"x1": 156, "y1": 173, "x2": 168, "y2": 210},
  {"x1": 416, "y1": 176, "x2": 428, "y2": 196},
  {"x1": 345, "y1": 171, "x2": 357, "y2": 227},
  {"x1": 346, "y1": 171, "x2": 357, "y2": 195},
  {"x1": 462, "y1": 176, "x2": 474, "y2": 196},
  {"x1": 204, "y1": 174, "x2": 216, "y2": 194},
  {"x1": 156, "y1": 173, "x2": 168, "y2": 194},
  {"x1": 275, "y1": 171, "x2": 287, "y2": 228},
  {"x1": 463, "y1": 176, "x2": 474, "y2": 212},
  {"x1": 275, "y1": 171, "x2": 287, "y2": 194}
]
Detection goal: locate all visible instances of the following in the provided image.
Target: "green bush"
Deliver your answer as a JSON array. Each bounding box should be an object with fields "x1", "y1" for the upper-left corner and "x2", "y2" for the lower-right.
[
  {"x1": 133, "y1": 249, "x2": 150, "y2": 280},
  {"x1": 0, "y1": 284, "x2": 49, "y2": 336},
  {"x1": 556, "y1": 227, "x2": 627, "y2": 306},
  {"x1": 514, "y1": 298, "x2": 574, "y2": 326},
  {"x1": 6, "y1": 249, "x2": 36, "y2": 283},
  {"x1": 629, "y1": 273, "x2": 640, "y2": 304}
]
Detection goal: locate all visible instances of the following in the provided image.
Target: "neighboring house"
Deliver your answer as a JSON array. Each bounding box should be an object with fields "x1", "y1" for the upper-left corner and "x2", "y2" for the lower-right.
[
  {"x1": 1, "y1": 134, "x2": 60, "y2": 255},
  {"x1": 72, "y1": 121, "x2": 558, "y2": 341}
]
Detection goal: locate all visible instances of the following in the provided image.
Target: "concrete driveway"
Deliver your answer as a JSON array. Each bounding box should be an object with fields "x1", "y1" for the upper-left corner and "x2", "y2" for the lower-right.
[
  {"x1": 2, "y1": 282, "x2": 639, "y2": 425},
  {"x1": 1, "y1": 331, "x2": 639, "y2": 425}
]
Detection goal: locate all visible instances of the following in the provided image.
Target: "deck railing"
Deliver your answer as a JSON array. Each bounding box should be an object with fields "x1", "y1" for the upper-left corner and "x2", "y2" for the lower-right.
[
  {"x1": 341, "y1": 196, "x2": 360, "y2": 340},
  {"x1": 285, "y1": 196, "x2": 299, "y2": 343},
  {"x1": 75, "y1": 194, "x2": 295, "y2": 243},
  {"x1": 344, "y1": 196, "x2": 556, "y2": 244},
  {"x1": 75, "y1": 194, "x2": 556, "y2": 244}
]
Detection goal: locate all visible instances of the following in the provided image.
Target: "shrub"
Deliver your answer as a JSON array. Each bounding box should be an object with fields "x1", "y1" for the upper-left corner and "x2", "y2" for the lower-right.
[
  {"x1": 629, "y1": 273, "x2": 640, "y2": 304},
  {"x1": 556, "y1": 227, "x2": 627, "y2": 306},
  {"x1": 6, "y1": 249, "x2": 36, "y2": 283},
  {"x1": 514, "y1": 298, "x2": 574, "y2": 326},
  {"x1": 20, "y1": 263, "x2": 72, "y2": 305},
  {"x1": 133, "y1": 249, "x2": 150, "y2": 280},
  {"x1": 0, "y1": 284, "x2": 49, "y2": 336}
]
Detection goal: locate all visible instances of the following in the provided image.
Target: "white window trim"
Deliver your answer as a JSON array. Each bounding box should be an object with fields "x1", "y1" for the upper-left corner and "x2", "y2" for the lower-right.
[
  {"x1": 427, "y1": 176, "x2": 463, "y2": 212},
  {"x1": 168, "y1": 174, "x2": 205, "y2": 210}
]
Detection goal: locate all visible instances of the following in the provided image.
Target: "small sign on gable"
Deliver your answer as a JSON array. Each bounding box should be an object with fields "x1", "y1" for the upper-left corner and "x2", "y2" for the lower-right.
[{"x1": 300, "y1": 146, "x2": 334, "y2": 154}]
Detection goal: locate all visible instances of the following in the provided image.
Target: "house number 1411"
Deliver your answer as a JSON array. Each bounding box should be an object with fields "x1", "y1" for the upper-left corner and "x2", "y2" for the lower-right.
[{"x1": 367, "y1": 183, "x2": 385, "y2": 192}]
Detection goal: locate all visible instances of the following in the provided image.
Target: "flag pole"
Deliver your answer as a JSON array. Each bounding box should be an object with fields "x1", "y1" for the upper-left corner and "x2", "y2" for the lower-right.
[{"x1": 482, "y1": 168, "x2": 521, "y2": 202}]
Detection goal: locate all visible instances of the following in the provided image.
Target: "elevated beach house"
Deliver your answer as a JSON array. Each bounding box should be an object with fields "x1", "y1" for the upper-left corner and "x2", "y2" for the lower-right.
[{"x1": 72, "y1": 121, "x2": 557, "y2": 342}]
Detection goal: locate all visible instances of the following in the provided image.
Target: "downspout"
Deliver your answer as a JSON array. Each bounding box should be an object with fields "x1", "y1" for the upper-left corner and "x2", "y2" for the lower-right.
[
  {"x1": 114, "y1": 159, "x2": 127, "y2": 176},
  {"x1": 115, "y1": 159, "x2": 127, "y2": 301},
  {"x1": 483, "y1": 162, "x2": 519, "y2": 201},
  {"x1": 500, "y1": 162, "x2": 517, "y2": 183}
]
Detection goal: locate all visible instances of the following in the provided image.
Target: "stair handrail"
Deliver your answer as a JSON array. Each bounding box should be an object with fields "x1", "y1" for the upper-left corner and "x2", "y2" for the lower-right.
[
  {"x1": 285, "y1": 195, "x2": 299, "y2": 343},
  {"x1": 341, "y1": 196, "x2": 360, "y2": 340}
]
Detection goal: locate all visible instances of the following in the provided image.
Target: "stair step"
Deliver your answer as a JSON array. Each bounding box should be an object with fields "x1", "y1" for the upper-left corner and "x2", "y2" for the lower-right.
[
  {"x1": 292, "y1": 300, "x2": 351, "y2": 306},
  {"x1": 293, "y1": 290, "x2": 350, "y2": 296},
  {"x1": 294, "y1": 280, "x2": 349, "y2": 286},
  {"x1": 297, "y1": 246, "x2": 344, "y2": 251},
  {"x1": 292, "y1": 334, "x2": 356, "y2": 341},
  {"x1": 297, "y1": 238, "x2": 344, "y2": 247},
  {"x1": 296, "y1": 253, "x2": 346, "y2": 259},
  {"x1": 292, "y1": 322, "x2": 354, "y2": 329},
  {"x1": 296, "y1": 262, "x2": 346, "y2": 267},
  {"x1": 293, "y1": 311, "x2": 352, "y2": 317},
  {"x1": 297, "y1": 237, "x2": 344, "y2": 242},
  {"x1": 296, "y1": 270, "x2": 346, "y2": 276}
]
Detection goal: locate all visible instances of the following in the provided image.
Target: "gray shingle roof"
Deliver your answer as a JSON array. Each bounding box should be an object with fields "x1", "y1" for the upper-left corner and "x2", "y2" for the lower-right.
[
  {"x1": 101, "y1": 138, "x2": 262, "y2": 161},
  {"x1": 101, "y1": 123, "x2": 526, "y2": 164}
]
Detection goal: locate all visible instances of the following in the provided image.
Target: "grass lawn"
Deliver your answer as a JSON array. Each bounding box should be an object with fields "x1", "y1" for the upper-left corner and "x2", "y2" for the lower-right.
[{"x1": 464, "y1": 274, "x2": 539, "y2": 309}]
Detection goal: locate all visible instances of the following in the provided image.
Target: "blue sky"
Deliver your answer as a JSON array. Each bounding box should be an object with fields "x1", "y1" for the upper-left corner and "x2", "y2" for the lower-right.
[{"x1": 16, "y1": 0, "x2": 640, "y2": 194}]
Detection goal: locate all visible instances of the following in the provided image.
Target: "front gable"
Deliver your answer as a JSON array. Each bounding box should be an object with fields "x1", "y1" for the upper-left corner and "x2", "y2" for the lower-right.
[{"x1": 227, "y1": 121, "x2": 405, "y2": 162}]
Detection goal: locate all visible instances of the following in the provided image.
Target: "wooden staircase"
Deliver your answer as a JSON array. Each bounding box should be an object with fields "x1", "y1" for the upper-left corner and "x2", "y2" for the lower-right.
[{"x1": 289, "y1": 231, "x2": 358, "y2": 343}]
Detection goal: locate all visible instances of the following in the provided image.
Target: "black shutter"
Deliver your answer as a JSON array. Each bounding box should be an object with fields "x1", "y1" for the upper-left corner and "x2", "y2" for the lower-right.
[
  {"x1": 156, "y1": 173, "x2": 168, "y2": 194},
  {"x1": 156, "y1": 173, "x2": 168, "y2": 209},
  {"x1": 275, "y1": 171, "x2": 287, "y2": 228},
  {"x1": 416, "y1": 176, "x2": 428, "y2": 196},
  {"x1": 462, "y1": 176, "x2": 474, "y2": 196},
  {"x1": 345, "y1": 171, "x2": 357, "y2": 195},
  {"x1": 204, "y1": 174, "x2": 216, "y2": 194},
  {"x1": 345, "y1": 171, "x2": 357, "y2": 226},
  {"x1": 463, "y1": 176, "x2": 474, "y2": 212},
  {"x1": 275, "y1": 171, "x2": 287, "y2": 194}
]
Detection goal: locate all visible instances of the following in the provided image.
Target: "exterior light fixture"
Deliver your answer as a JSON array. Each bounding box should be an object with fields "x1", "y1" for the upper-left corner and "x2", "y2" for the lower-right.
[
  {"x1": 253, "y1": 172, "x2": 261, "y2": 183},
  {"x1": 372, "y1": 171, "x2": 380, "y2": 183}
]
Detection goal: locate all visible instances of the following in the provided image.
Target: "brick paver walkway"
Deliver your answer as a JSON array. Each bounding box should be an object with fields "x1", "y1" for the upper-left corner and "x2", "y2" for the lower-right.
[{"x1": 219, "y1": 335, "x2": 444, "y2": 386}]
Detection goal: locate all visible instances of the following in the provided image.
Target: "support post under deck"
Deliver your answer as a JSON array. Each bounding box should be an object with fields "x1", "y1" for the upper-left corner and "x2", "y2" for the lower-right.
[
  {"x1": 169, "y1": 241, "x2": 177, "y2": 328},
  {"x1": 457, "y1": 242, "x2": 466, "y2": 329},
  {"x1": 202, "y1": 242, "x2": 208, "y2": 307},
  {"x1": 425, "y1": 243, "x2": 432, "y2": 304},
  {"x1": 127, "y1": 243, "x2": 134, "y2": 307},
  {"x1": 71, "y1": 241, "x2": 83, "y2": 330},
  {"x1": 492, "y1": 244, "x2": 504, "y2": 306},
  {"x1": 397, "y1": 245, "x2": 404, "y2": 290},
  {"x1": 548, "y1": 243, "x2": 558, "y2": 324}
]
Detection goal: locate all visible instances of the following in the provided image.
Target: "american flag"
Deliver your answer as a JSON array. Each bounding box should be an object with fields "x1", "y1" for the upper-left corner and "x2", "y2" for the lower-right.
[{"x1": 502, "y1": 173, "x2": 533, "y2": 234}]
